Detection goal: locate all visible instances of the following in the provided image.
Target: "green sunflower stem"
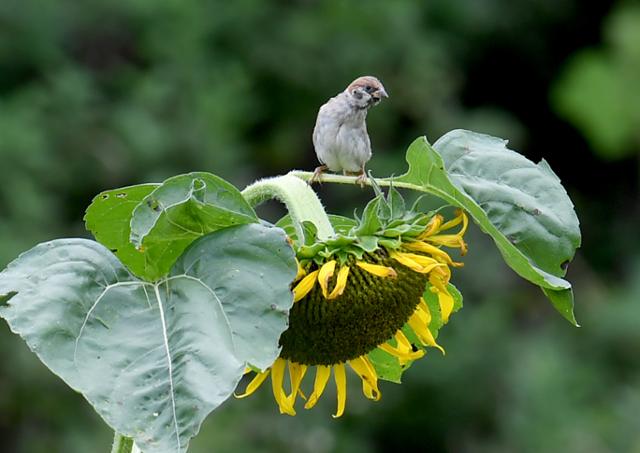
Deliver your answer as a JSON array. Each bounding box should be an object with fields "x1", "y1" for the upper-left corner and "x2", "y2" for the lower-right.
[
  {"x1": 288, "y1": 170, "x2": 435, "y2": 193},
  {"x1": 242, "y1": 174, "x2": 335, "y2": 241},
  {"x1": 110, "y1": 433, "x2": 135, "y2": 453},
  {"x1": 289, "y1": 170, "x2": 373, "y2": 187}
]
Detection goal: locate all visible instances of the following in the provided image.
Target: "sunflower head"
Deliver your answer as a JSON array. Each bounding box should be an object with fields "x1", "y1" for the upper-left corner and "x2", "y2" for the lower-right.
[{"x1": 237, "y1": 187, "x2": 468, "y2": 417}]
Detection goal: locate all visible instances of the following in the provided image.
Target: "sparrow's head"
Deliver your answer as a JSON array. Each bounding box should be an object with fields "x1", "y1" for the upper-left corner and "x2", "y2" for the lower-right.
[{"x1": 345, "y1": 76, "x2": 388, "y2": 109}]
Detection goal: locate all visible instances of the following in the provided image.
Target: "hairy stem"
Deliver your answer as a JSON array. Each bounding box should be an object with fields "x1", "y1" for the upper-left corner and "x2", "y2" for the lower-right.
[
  {"x1": 288, "y1": 170, "x2": 452, "y2": 200},
  {"x1": 241, "y1": 174, "x2": 334, "y2": 241}
]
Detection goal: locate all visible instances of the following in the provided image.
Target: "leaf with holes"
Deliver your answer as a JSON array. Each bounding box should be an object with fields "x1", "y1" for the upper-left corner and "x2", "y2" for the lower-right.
[
  {"x1": 0, "y1": 223, "x2": 296, "y2": 453},
  {"x1": 84, "y1": 184, "x2": 160, "y2": 279},
  {"x1": 128, "y1": 172, "x2": 259, "y2": 281}
]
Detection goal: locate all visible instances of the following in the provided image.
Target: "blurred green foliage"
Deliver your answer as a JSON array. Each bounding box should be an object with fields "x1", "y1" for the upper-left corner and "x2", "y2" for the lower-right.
[
  {"x1": 1, "y1": 0, "x2": 638, "y2": 452},
  {"x1": 553, "y1": 3, "x2": 640, "y2": 159}
]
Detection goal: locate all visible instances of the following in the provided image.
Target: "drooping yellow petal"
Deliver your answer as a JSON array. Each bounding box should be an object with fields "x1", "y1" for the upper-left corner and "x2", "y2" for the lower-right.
[
  {"x1": 390, "y1": 251, "x2": 444, "y2": 274},
  {"x1": 438, "y1": 210, "x2": 464, "y2": 232},
  {"x1": 394, "y1": 330, "x2": 412, "y2": 350},
  {"x1": 425, "y1": 211, "x2": 469, "y2": 254},
  {"x1": 429, "y1": 271, "x2": 455, "y2": 323},
  {"x1": 271, "y1": 358, "x2": 296, "y2": 416},
  {"x1": 389, "y1": 252, "x2": 423, "y2": 273},
  {"x1": 292, "y1": 269, "x2": 319, "y2": 302},
  {"x1": 332, "y1": 364, "x2": 347, "y2": 418},
  {"x1": 453, "y1": 209, "x2": 469, "y2": 235},
  {"x1": 408, "y1": 310, "x2": 445, "y2": 355},
  {"x1": 437, "y1": 290, "x2": 455, "y2": 324},
  {"x1": 295, "y1": 260, "x2": 307, "y2": 281},
  {"x1": 430, "y1": 265, "x2": 452, "y2": 289},
  {"x1": 287, "y1": 362, "x2": 308, "y2": 407},
  {"x1": 379, "y1": 331, "x2": 426, "y2": 366},
  {"x1": 418, "y1": 298, "x2": 432, "y2": 325},
  {"x1": 419, "y1": 210, "x2": 468, "y2": 254},
  {"x1": 235, "y1": 369, "x2": 270, "y2": 398},
  {"x1": 403, "y1": 241, "x2": 462, "y2": 266},
  {"x1": 318, "y1": 260, "x2": 337, "y2": 298},
  {"x1": 349, "y1": 356, "x2": 380, "y2": 401},
  {"x1": 405, "y1": 253, "x2": 441, "y2": 268},
  {"x1": 304, "y1": 365, "x2": 331, "y2": 409},
  {"x1": 356, "y1": 261, "x2": 398, "y2": 278},
  {"x1": 426, "y1": 234, "x2": 468, "y2": 254},
  {"x1": 327, "y1": 265, "x2": 350, "y2": 300},
  {"x1": 378, "y1": 343, "x2": 425, "y2": 366},
  {"x1": 418, "y1": 214, "x2": 444, "y2": 239}
]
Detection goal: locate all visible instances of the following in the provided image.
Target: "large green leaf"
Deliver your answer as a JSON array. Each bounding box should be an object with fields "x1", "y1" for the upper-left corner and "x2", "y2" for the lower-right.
[
  {"x1": 84, "y1": 184, "x2": 160, "y2": 279},
  {"x1": 396, "y1": 130, "x2": 581, "y2": 325},
  {"x1": 0, "y1": 224, "x2": 296, "y2": 453},
  {"x1": 129, "y1": 172, "x2": 259, "y2": 281}
]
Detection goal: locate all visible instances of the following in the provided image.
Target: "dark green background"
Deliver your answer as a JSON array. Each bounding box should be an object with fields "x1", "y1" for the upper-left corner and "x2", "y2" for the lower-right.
[{"x1": 1, "y1": 1, "x2": 638, "y2": 452}]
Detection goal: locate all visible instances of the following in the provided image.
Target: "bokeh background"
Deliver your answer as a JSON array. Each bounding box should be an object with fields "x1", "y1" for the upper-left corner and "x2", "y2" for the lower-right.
[{"x1": 1, "y1": 1, "x2": 639, "y2": 452}]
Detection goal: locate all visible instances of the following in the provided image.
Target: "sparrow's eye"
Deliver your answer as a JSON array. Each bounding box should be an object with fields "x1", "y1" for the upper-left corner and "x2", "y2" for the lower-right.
[{"x1": 364, "y1": 85, "x2": 374, "y2": 93}]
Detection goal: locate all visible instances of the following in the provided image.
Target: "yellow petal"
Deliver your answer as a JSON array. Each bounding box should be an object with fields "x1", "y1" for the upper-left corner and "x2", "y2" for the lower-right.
[
  {"x1": 408, "y1": 311, "x2": 445, "y2": 355},
  {"x1": 418, "y1": 298, "x2": 432, "y2": 325},
  {"x1": 349, "y1": 356, "x2": 380, "y2": 401},
  {"x1": 378, "y1": 342, "x2": 425, "y2": 366},
  {"x1": 438, "y1": 211, "x2": 463, "y2": 231},
  {"x1": 438, "y1": 290, "x2": 455, "y2": 324},
  {"x1": 327, "y1": 265, "x2": 350, "y2": 300},
  {"x1": 429, "y1": 272, "x2": 454, "y2": 323},
  {"x1": 295, "y1": 260, "x2": 307, "y2": 281},
  {"x1": 332, "y1": 363, "x2": 347, "y2": 418},
  {"x1": 455, "y1": 210, "x2": 469, "y2": 236},
  {"x1": 234, "y1": 369, "x2": 270, "y2": 398},
  {"x1": 426, "y1": 234, "x2": 468, "y2": 254},
  {"x1": 421, "y1": 211, "x2": 468, "y2": 254},
  {"x1": 395, "y1": 330, "x2": 412, "y2": 351},
  {"x1": 403, "y1": 241, "x2": 455, "y2": 264},
  {"x1": 390, "y1": 252, "x2": 444, "y2": 274},
  {"x1": 379, "y1": 330, "x2": 426, "y2": 365},
  {"x1": 271, "y1": 358, "x2": 296, "y2": 416},
  {"x1": 292, "y1": 269, "x2": 319, "y2": 302},
  {"x1": 304, "y1": 365, "x2": 331, "y2": 409},
  {"x1": 406, "y1": 253, "x2": 441, "y2": 268},
  {"x1": 356, "y1": 261, "x2": 397, "y2": 278},
  {"x1": 287, "y1": 362, "x2": 308, "y2": 407},
  {"x1": 390, "y1": 252, "x2": 422, "y2": 272},
  {"x1": 418, "y1": 214, "x2": 444, "y2": 239},
  {"x1": 318, "y1": 260, "x2": 337, "y2": 298}
]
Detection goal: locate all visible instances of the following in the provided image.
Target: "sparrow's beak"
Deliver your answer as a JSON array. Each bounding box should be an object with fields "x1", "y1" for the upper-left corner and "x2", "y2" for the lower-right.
[{"x1": 371, "y1": 87, "x2": 389, "y2": 104}]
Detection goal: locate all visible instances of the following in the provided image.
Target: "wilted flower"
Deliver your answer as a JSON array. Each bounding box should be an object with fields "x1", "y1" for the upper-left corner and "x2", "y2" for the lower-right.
[{"x1": 237, "y1": 190, "x2": 468, "y2": 417}]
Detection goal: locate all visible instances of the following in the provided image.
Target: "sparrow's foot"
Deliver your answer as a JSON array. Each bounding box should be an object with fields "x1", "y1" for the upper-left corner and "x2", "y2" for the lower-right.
[
  {"x1": 355, "y1": 171, "x2": 368, "y2": 188},
  {"x1": 310, "y1": 165, "x2": 328, "y2": 185}
]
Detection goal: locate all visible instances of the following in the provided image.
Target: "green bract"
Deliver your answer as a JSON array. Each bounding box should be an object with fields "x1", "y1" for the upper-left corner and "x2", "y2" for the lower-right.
[
  {"x1": 277, "y1": 185, "x2": 441, "y2": 263},
  {"x1": 0, "y1": 129, "x2": 581, "y2": 452}
]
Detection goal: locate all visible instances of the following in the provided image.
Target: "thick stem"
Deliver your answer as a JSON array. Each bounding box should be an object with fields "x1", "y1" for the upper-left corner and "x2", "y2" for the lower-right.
[
  {"x1": 241, "y1": 174, "x2": 334, "y2": 241},
  {"x1": 111, "y1": 433, "x2": 134, "y2": 453}
]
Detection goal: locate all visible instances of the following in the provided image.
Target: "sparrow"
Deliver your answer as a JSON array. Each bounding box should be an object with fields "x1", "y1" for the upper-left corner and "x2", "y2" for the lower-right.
[{"x1": 311, "y1": 76, "x2": 388, "y2": 186}]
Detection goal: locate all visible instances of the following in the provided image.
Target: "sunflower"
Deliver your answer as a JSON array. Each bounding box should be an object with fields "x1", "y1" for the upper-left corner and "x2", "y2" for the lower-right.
[{"x1": 236, "y1": 204, "x2": 468, "y2": 417}]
